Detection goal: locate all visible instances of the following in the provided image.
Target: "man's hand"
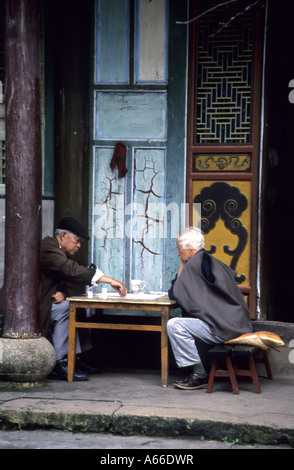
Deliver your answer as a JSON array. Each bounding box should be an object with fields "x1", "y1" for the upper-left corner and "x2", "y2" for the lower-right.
[
  {"x1": 51, "y1": 291, "x2": 65, "y2": 303},
  {"x1": 97, "y1": 275, "x2": 128, "y2": 297},
  {"x1": 97, "y1": 275, "x2": 127, "y2": 297},
  {"x1": 109, "y1": 279, "x2": 128, "y2": 297}
]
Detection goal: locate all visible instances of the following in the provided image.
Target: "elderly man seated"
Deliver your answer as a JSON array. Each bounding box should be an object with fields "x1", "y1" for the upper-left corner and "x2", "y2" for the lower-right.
[{"x1": 167, "y1": 226, "x2": 252, "y2": 390}]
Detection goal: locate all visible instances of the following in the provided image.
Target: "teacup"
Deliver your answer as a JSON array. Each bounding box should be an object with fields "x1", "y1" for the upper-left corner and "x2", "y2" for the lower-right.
[{"x1": 130, "y1": 279, "x2": 146, "y2": 293}]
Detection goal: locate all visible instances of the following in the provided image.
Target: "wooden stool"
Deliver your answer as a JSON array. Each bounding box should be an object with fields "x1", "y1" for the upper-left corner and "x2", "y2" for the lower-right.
[
  {"x1": 206, "y1": 344, "x2": 272, "y2": 394},
  {"x1": 206, "y1": 344, "x2": 239, "y2": 394}
]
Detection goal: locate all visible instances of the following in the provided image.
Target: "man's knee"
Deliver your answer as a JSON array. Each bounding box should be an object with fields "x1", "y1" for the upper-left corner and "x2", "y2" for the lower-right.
[
  {"x1": 51, "y1": 300, "x2": 70, "y2": 322},
  {"x1": 167, "y1": 317, "x2": 182, "y2": 335}
]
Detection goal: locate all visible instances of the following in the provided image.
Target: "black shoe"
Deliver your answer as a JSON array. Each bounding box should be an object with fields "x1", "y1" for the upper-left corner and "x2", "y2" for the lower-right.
[
  {"x1": 47, "y1": 359, "x2": 90, "y2": 381},
  {"x1": 76, "y1": 356, "x2": 102, "y2": 374},
  {"x1": 174, "y1": 374, "x2": 208, "y2": 390}
]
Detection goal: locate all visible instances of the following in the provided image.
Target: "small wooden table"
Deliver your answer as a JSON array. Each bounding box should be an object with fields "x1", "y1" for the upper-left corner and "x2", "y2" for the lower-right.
[{"x1": 67, "y1": 293, "x2": 178, "y2": 387}]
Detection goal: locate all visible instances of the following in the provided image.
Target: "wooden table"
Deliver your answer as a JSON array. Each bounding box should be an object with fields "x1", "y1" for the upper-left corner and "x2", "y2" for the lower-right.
[{"x1": 67, "y1": 293, "x2": 178, "y2": 387}]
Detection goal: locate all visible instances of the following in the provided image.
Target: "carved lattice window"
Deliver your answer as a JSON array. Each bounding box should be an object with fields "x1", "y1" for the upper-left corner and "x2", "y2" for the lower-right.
[{"x1": 194, "y1": 0, "x2": 256, "y2": 145}]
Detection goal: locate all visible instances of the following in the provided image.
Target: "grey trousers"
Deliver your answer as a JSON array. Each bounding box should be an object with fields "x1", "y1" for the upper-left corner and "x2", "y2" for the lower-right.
[
  {"x1": 167, "y1": 317, "x2": 223, "y2": 368},
  {"x1": 50, "y1": 301, "x2": 91, "y2": 361}
]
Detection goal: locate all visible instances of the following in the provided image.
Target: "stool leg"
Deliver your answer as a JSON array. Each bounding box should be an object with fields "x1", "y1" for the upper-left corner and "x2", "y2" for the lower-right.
[
  {"x1": 254, "y1": 349, "x2": 273, "y2": 379},
  {"x1": 262, "y1": 350, "x2": 273, "y2": 379},
  {"x1": 248, "y1": 356, "x2": 261, "y2": 393},
  {"x1": 207, "y1": 358, "x2": 217, "y2": 393},
  {"x1": 226, "y1": 356, "x2": 239, "y2": 394}
]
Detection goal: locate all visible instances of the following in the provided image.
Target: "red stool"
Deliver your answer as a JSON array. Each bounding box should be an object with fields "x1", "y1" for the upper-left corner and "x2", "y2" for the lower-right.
[{"x1": 207, "y1": 344, "x2": 272, "y2": 394}]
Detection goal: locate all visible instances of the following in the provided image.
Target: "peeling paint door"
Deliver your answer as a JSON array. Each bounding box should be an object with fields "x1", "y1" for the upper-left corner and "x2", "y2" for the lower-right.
[{"x1": 90, "y1": 0, "x2": 188, "y2": 292}]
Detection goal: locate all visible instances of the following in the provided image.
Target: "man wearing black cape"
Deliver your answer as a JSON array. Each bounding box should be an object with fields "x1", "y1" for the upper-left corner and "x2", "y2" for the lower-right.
[{"x1": 167, "y1": 227, "x2": 252, "y2": 390}]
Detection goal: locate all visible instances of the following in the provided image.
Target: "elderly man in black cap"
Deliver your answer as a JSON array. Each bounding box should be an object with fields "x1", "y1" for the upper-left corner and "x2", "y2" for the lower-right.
[{"x1": 41, "y1": 217, "x2": 127, "y2": 381}]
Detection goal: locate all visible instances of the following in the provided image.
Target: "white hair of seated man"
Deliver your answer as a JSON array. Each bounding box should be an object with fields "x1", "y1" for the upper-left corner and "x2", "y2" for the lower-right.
[{"x1": 177, "y1": 226, "x2": 205, "y2": 251}]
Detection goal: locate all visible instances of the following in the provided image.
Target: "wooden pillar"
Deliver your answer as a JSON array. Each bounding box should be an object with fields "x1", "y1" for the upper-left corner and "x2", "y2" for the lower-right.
[{"x1": 3, "y1": 0, "x2": 42, "y2": 338}]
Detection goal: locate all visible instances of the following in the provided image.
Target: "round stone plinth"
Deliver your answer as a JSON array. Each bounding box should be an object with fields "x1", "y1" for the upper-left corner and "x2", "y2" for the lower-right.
[{"x1": 0, "y1": 337, "x2": 56, "y2": 382}]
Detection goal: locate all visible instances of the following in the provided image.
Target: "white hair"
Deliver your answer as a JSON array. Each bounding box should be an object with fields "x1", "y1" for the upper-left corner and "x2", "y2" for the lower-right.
[
  {"x1": 177, "y1": 226, "x2": 205, "y2": 250},
  {"x1": 55, "y1": 228, "x2": 74, "y2": 237}
]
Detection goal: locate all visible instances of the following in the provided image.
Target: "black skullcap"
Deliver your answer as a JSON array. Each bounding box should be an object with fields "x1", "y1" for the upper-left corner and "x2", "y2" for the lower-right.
[{"x1": 57, "y1": 217, "x2": 90, "y2": 240}]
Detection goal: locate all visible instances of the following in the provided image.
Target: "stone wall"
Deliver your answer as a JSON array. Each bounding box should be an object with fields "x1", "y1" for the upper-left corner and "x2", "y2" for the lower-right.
[{"x1": 253, "y1": 321, "x2": 294, "y2": 377}]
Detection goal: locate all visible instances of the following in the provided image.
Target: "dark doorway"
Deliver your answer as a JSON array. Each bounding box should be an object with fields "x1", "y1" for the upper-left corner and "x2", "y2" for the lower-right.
[{"x1": 266, "y1": 0, "x2": 294, "y2": 322}]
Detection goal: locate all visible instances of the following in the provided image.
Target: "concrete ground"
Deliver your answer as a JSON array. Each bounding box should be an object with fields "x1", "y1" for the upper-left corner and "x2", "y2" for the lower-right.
[{"x1": 0, "y1": 367, "x2": 292, "y2": 448}]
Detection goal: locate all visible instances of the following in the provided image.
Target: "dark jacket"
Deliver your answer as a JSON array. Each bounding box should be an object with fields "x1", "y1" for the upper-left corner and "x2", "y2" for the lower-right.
[
  {"x1": 40, "y1": 236, "x2": 95, "y2": 336},
  {"x1": 171, "y1": 250, "x2": 252, "y2": 341},
  {"x1": 0, "y1": 236, "x2": 96, "y2": 336}
]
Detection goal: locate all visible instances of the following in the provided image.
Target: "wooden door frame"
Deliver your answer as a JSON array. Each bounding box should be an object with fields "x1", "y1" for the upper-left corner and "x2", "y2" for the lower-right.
[{"x1": 186, "y1": 0, "x2": 266, "y2": 318}]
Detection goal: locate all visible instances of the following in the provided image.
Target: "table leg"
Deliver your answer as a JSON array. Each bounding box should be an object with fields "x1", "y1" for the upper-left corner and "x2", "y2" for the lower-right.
[
  {"x1": 67, "y1": 303, "x2": 77, "y2": 382},
  {"x1": 161, "y1": 306, "x2": 169, "y2": 387}
]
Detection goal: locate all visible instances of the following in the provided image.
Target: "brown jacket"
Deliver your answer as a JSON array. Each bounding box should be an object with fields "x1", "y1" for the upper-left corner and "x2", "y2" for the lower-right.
[
  {"x1": 0, "y1": 236, "x2": 96, "y2": 336},
  {"x1": 40, "y1": 236, "x2": 95, "y2": 336}
]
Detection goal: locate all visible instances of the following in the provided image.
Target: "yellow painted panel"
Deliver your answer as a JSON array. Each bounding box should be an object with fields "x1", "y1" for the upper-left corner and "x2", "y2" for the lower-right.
[{"x1": 192, "y1": 180, "x2": 251, "y2": 286}]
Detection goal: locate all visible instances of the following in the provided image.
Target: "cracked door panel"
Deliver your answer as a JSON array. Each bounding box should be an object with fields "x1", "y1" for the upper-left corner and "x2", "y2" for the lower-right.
[
  {"x1": 92, "y1": 147, "x2": 126, "y2": 281},
  {"x1": 131, "y1": 148, "x2": 166, "y2": 292}
]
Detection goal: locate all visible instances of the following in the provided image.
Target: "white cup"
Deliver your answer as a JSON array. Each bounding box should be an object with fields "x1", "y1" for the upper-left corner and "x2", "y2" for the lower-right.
[
  {"x1": 130, "y1": 279, "x2": 146, "y2": 293},
  {"x1": 101, "y1": 287, "x2": 108, "y2": 299},
  {"x1": 86, "y1": 286, "x2": 93, "y2": 298}
]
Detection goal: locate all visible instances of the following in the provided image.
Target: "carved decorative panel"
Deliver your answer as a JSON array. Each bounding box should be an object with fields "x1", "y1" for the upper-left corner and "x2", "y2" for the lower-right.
[
  {"x1": 193, "y1": 180, "x2": 251, "y2": 285},
  {"x1": 194, "y1": 1, "x2": 256, "y2": 145},
  {"x1": 193, "y1": 153, "x2": 251, "y2": 172},
  {"x1": 188, "y1": 0, "x2": 265, "y2": 315}
]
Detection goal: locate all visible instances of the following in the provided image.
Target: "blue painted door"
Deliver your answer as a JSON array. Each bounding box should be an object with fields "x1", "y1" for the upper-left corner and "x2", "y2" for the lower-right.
[{"x1": 90, "y1": 0, "x2": 187, "y2": 293}]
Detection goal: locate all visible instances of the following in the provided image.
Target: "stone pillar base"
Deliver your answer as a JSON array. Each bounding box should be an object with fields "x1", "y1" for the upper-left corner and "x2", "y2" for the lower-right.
[{"x1": 0, "y1": 337, "x2": 56, "y2": 383}]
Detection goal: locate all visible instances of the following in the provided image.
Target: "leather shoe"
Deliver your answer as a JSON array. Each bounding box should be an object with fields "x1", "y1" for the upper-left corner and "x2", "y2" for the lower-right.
[
  {"x1": 47, "y1": 359, "x2": 89, "y2": 381},
  {"x1": 76, "y1": 356, "x2": 102, "y2": 374},
  {"x1": 174, "y1": 374, "x2": 208, "y2": 390}
]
